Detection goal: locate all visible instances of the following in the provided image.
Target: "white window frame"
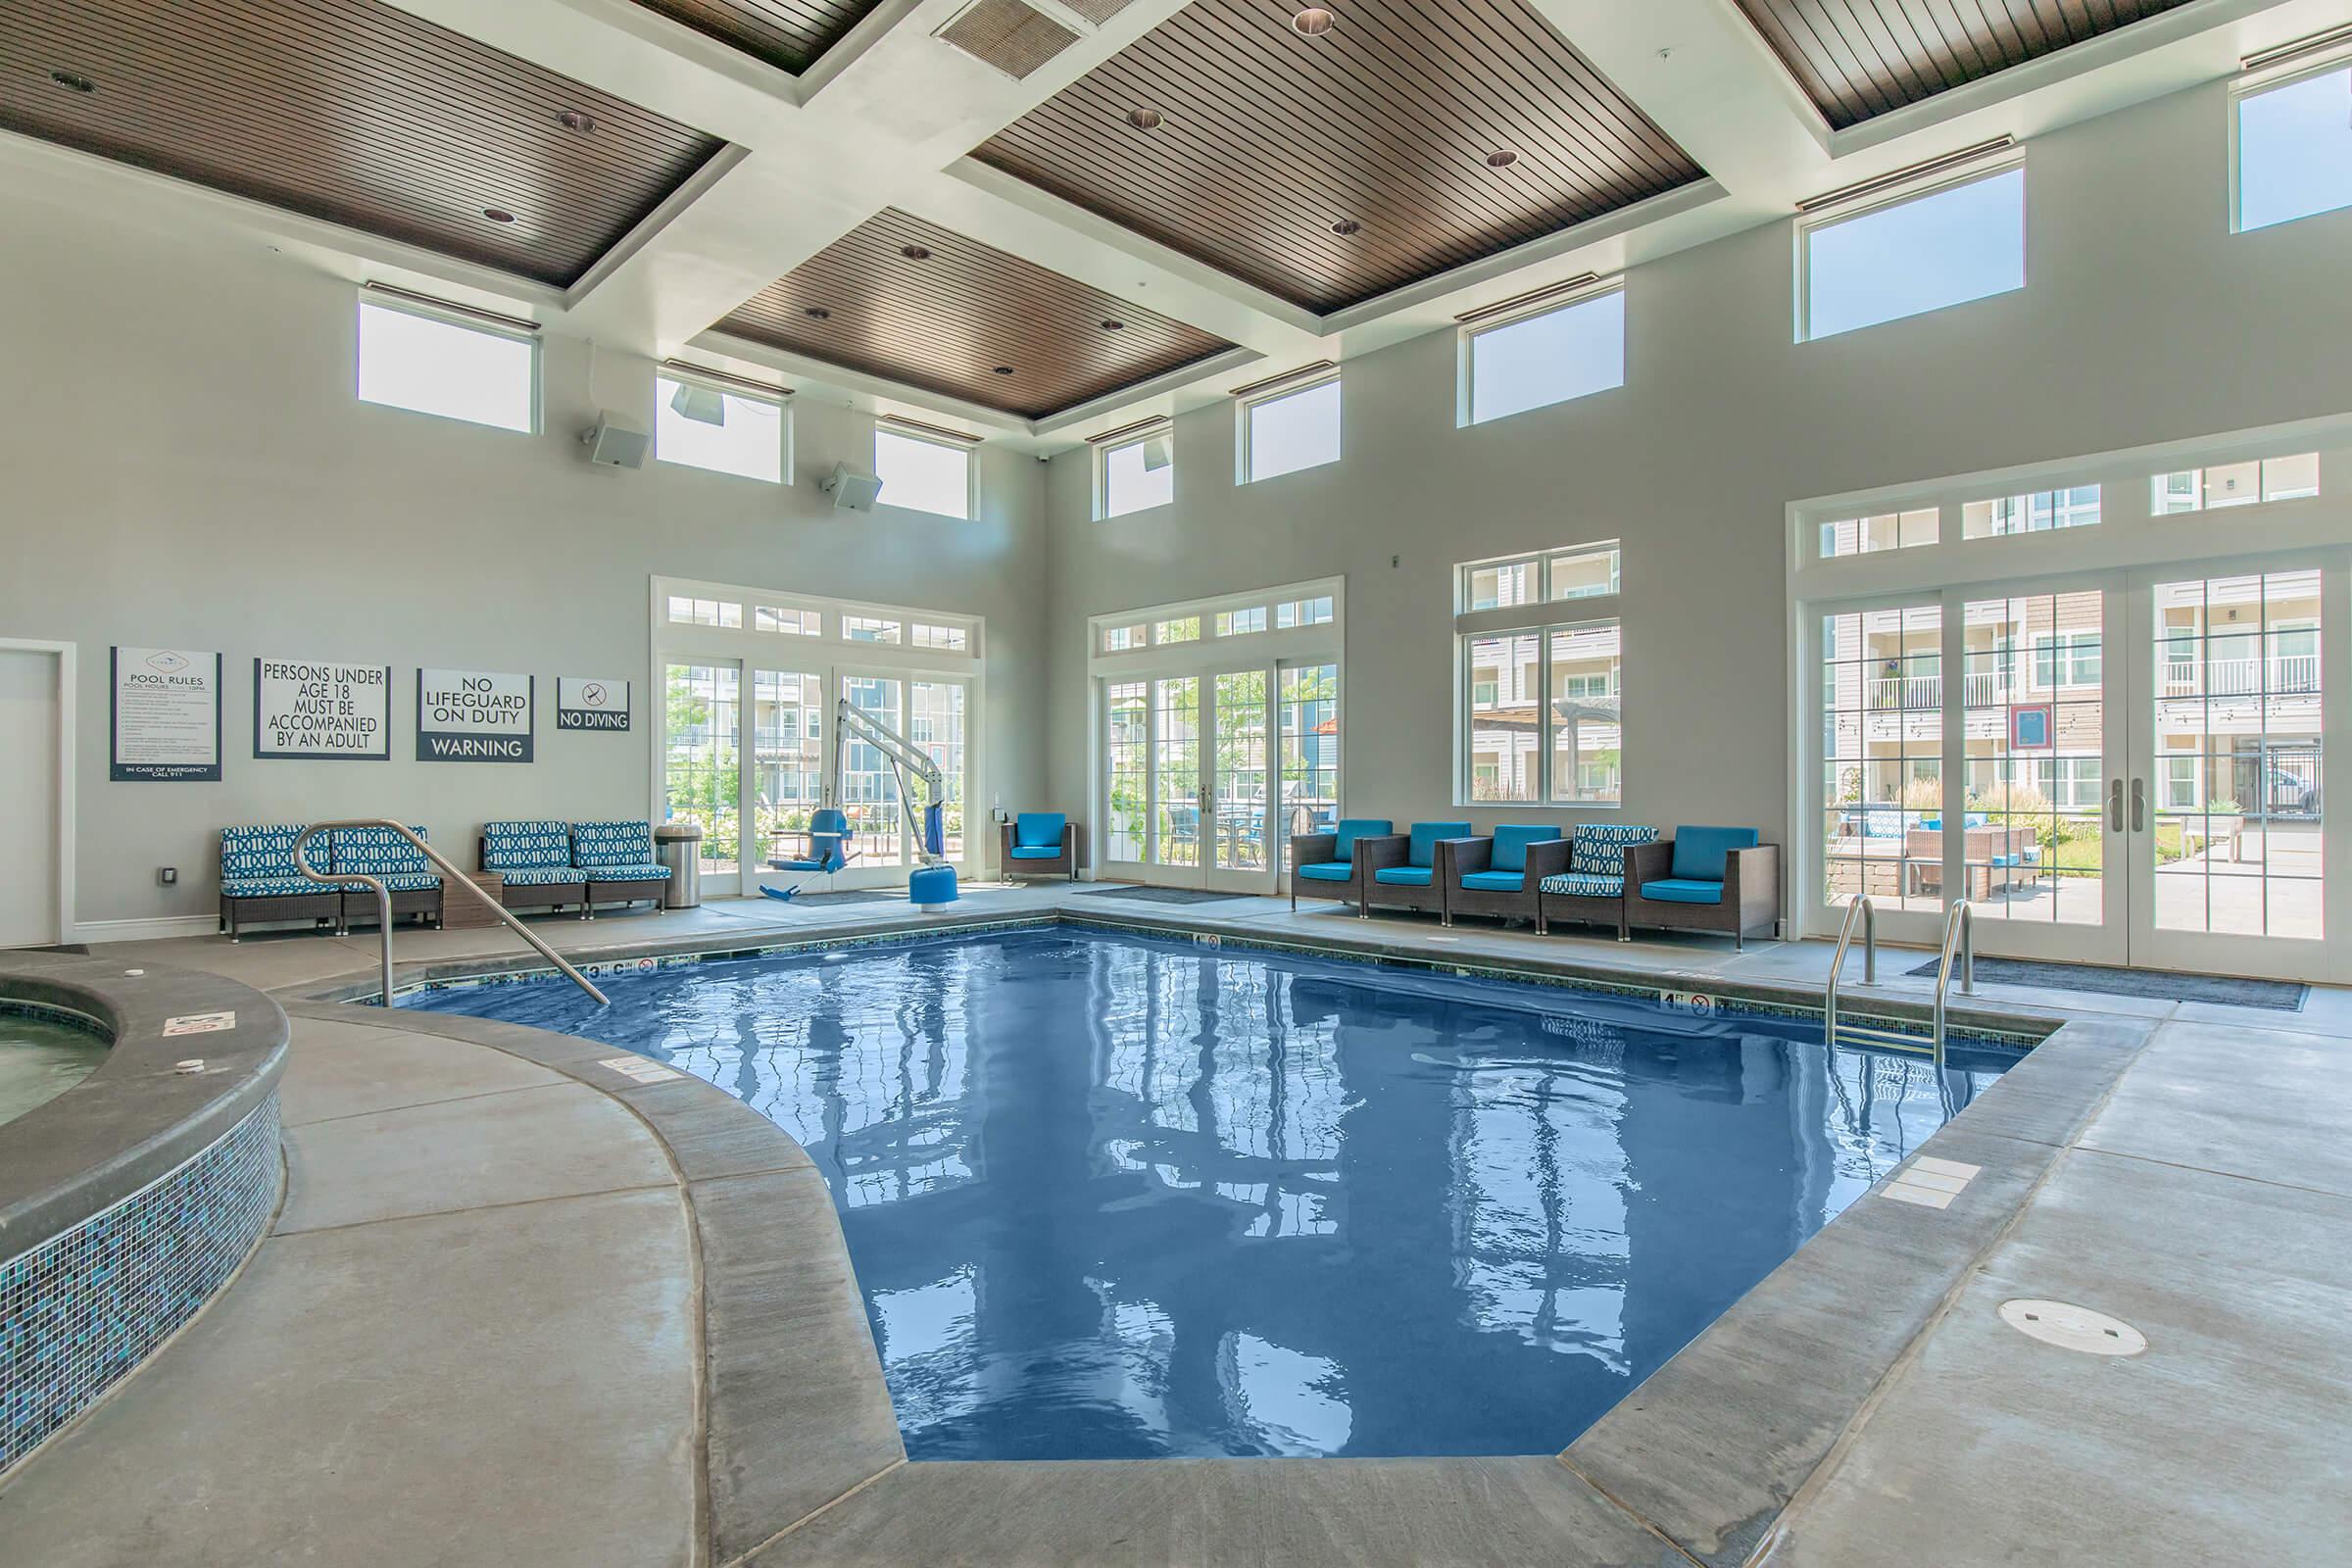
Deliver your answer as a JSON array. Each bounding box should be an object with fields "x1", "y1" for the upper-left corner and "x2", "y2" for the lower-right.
[
  {"x1": 1457, "y1": 280, "x2": 1626, "y2": 428},
  {"x1": 355, "y1": 289, "x2": 541, "y2": 434},
  {"x1": 1452, "y1": 543, "x2": 1625, "y2": 808},
  {"x1": 873, "y1": 419, "x2": 979, "y2": 521},
  {"x1": 654, "y1": 365, "x2": 792, "y2": 486},
  {"x1": 1794, "y1": 157, "x2": 2027, "y2": 344},
  {"x1": 1236, "y1": 369, "x2": 1343, "y2": 486},
  {"x1": 1093, "y1": 420, "x2": 1175, "y2": 520},
  {"x1": 2230, "y1": 47, "x2": 2352, "y2": 235}
]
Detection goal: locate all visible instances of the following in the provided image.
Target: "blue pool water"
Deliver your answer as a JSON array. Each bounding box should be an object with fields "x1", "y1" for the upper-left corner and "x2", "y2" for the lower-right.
[{"x1": 410, "y1": 929, "x2": 2012, "y2": 1459}]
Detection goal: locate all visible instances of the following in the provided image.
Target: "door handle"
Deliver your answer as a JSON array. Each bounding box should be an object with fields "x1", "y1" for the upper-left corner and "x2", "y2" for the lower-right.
[
  {"x1": 2131, "y1": 777, "x2": 2147, "y2": 833},
  {"x1": 2107, "y1": 778, "x2": 2125, "y2": 833}
]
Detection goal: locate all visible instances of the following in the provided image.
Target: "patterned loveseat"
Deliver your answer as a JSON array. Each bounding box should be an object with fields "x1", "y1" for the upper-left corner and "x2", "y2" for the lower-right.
[
  {"x1": 327, "y1": 823, "x2": 443, "y2": 932},
  {"x1": 480, "y1": 819, "x2": 588, "y2": 915},
  {"x1": 570, "y1": 820, "x2": 674, "y2": 915},
  {"x1": 219, "y1": 823, "x2": 341, "y2": 941},
  {"x1": 1535, "y1": 824, "x2": 1659, "y2": 940}
]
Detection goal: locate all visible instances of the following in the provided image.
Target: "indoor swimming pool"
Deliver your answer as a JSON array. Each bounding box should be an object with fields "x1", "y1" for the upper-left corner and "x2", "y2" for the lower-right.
[
  {"x1": 410, "y1": 928, "x2": 2015, "y2": 1460},
  {"x1": 0, "y1": 1009, "x2": 108, "y2": 1130}
]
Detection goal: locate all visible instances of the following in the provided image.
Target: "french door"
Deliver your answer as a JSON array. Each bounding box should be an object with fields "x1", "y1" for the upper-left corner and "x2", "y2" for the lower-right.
[{"x1": 1816, "y1": 552, "x2": 2342, "y2": 982}]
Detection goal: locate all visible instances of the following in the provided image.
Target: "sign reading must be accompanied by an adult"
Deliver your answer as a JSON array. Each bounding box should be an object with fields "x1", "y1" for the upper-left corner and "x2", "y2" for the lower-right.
[
  {"x1": 556, "y1": 677, "x2": 631, "y2": 732},
  {"x1": 111, "y1": 647, "x2": 222, "y2": 781},
  {"x1": 254, "y1": 659, "x2": 391, "y2": 760},
  {"x1": 416, "y1": 668, "x2": 535, "y2": 762}
]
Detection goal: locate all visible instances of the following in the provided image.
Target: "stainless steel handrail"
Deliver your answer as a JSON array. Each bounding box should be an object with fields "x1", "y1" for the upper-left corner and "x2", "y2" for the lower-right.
[
  {"x1": 1930, "y1": 899, "x2": 1976, "y2": 1067},
  {"x1": 294, "y1": 819, "x2": 610, "y2": 1008},
  {"x1": 1823, "y1": 894, "x2": 1876, "y2": 1042}
]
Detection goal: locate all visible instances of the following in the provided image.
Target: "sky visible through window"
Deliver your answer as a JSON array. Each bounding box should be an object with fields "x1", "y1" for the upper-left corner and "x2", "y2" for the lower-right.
[
  {"x1": 1470, "y1": 289, "x2": 1625, "y2": 425},
  {"x1": 1806, "y1": 168, "x2": 2025, "y2": 341},
  {"x1": 875, "y1": 429, "x2": 972, "y2": 519},
  {"x1": 356, "y1": 303, "x2": 534, "y2": 431},
  {"x1": 656, "y1": 378, "x2": 783, "y2": 483},
  {"x1": 2239, "y1": 66, "x2": 2352, "y2": 231},
  {"x1": 1248, "y1": 380, "x2": 1342, "y2": 482},
  {"x1": 1104, "y1": 433, "x2": 1173, "y2": 516}
]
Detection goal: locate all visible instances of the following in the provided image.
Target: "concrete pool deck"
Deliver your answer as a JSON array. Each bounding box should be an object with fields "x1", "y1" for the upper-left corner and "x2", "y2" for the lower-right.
[{"x1": 2, "y1": 886, "x2": 2346, "y2": 1565}]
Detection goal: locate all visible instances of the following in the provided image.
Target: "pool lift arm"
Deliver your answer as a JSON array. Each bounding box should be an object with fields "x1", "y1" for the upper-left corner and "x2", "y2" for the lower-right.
[{"x1": 763, "y1": 698, "x2": 949, "y2": 896}]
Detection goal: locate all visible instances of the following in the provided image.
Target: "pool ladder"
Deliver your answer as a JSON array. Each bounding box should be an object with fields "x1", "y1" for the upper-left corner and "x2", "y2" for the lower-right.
[
  {"x1": 1823, "y1": 897, "x2": 1974, "y2": 1068},
  {"x1": 294, "y1": 818, "x2": 610, "y2": 1009}
]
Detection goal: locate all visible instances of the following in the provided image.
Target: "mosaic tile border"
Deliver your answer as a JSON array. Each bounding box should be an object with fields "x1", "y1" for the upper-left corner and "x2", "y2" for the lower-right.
[
  {"x1": 1, "y1": 1092, "x2": 280, "y2": 1474},
  {"x1": 0, "y1": 999, "x2": 110, "y2": 1044},
  {"x1": 386, "y1": 914, "x2": 2046, "y2": 1054}
]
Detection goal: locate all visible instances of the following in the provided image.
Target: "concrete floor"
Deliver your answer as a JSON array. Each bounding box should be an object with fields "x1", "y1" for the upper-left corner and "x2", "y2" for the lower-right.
[{"x1": 3, "y1": 885, "x2": 2347, "y2": 1565}]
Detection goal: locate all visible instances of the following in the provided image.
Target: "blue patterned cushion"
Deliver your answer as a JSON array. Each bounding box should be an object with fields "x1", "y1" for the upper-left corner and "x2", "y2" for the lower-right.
[
  {"x1": 221, "y1": 876, "x2": 327, "y2": 899},
  {"x1": 483, "y1": 819, "x2": 572, "y2": 871},
  {"x1": 498, "y1": 865, "x2": 585, "y2": 887},
  {"x1": 365, "y1": 872, "x2": 441, "y2": 893},
  {"x1": 572, "y1": 820, "x2": 656, "y2": 868},
  {"x1": 1540, "y1": 871, "x2": 1624, "y2": 898},
  {"x1": 1459, "y1": 870, "x2": 1525, "y2": 892},
  {"x1": 1570, "y1": 824, "x2": 1657, "y2": 876},
  {"x1": 329, "y1": 825, "x2": 430, "y2": 877},
  {"x1": 221, "y1": 824, "x2": 313, "y2": 882},
  {"x1": 585, "y1": 861, "x2": 670, "y2": 883},
  {"x1": 1374, "y1": 865, "x2": 1433, "y2": 886}
]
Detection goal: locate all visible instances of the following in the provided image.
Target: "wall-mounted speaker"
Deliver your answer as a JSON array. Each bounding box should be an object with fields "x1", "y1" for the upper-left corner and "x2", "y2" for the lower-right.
[
  {"x1": 580, "y1": 412, "x2": 650, "y2": 468},
  {"x1": 822, "y1": 463, "x2": 884, "y2": 513}
]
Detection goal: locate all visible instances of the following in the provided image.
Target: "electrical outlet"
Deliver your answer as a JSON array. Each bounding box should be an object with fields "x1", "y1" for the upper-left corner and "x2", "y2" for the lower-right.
[{"x1": 158, "y1": 867, "x2": 177, "y2": 886}]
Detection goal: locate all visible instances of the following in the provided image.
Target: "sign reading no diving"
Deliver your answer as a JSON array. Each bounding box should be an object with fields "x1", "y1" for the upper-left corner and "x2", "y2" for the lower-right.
[
  {"x1": 417, "y1": 668, "x2": 534, "y2": 762},
  {"x1": 557, "y1": 677, "x2": 632, "y2": 732}
]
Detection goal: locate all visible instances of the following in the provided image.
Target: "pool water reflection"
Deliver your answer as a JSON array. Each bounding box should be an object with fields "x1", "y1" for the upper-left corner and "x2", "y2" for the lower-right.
[{"x1": 411, "y1": 930, "x2": 2010, "y2": 1459}]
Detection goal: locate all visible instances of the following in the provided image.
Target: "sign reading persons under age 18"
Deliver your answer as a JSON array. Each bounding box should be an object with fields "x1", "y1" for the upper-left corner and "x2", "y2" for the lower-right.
[
  {"x1": 556, "y1": 677, "x2": 631, "y2": 732},
  {"x1": 253, "y1": 659, "x2": 391, "y2": 760},
  {"x1": 416, "y1": 668, "x2": 535, "y2": 762},
  {"x1": 110, "y1": 647, "x2": 222, "y2": 781}
]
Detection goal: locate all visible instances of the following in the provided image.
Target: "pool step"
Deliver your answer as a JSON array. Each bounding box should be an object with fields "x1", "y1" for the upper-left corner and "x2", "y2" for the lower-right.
[{"x1": 1831, "y1": 1020, "x2": 1938, "y2": 1056}]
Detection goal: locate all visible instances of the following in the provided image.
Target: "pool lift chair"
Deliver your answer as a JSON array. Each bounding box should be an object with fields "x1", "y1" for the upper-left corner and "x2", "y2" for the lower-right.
[{"x1": 762, "y1": 697, "x2": 956, "y2": 909}]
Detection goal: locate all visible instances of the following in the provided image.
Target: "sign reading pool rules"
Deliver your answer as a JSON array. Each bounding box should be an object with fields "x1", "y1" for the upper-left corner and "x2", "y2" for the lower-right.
[
  {"x1": 111, "y1": 647, "x2": 222, "y2": 781},
  {"x1": 557, "y1": 677, "x2": 632, "y2": 732},
  {"x1": 417, "y1": 668, "x2": 535, "y2": 762},
  {"x1": 254, "y1": 660, "x2": 391, "y2": 760}
]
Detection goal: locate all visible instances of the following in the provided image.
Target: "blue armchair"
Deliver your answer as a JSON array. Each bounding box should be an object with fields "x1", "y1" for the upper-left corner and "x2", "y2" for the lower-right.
[
  {"x1": 1625, "y1": 826, "x2": 1782, "y2": 948},
  {"x1": 1001, "y1": 811, "x2": 1081, "y2": 880},
  {"x1": 1289, "y1": 818, "x2": 1394, "y2": 911},
  {"x1": 1359, "y1": 821, "x2": 1473, "y2": 918}
]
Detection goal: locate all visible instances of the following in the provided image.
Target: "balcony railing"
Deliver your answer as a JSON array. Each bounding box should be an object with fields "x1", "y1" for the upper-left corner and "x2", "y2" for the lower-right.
[{"x1": 2162, "y1": 655, "x2": 2321, "y2": 698}]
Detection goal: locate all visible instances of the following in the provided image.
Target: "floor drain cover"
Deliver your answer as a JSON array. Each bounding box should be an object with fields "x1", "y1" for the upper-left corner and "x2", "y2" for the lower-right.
[{"x1": 1999, "y1": 1298, "x2": 2147, "y2": 1356}]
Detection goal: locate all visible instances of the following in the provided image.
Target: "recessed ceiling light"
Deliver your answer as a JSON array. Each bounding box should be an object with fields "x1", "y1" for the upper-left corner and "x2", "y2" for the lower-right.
[
  {"x1": 557, "y1": 109, "x2": 597, "y2": 134},
  {"x1": 1331, "y1": 218, "x2": 1360, "y2": 235},
  {"x1": 992, "y1": 365, "x2": 1015, "y2": 375},
  {"x1": 1126, "y1": 106, "x2": 1163, "y2": 129},
  {"x1": 805, "y1": 306, "x2": 831, "y2": 319},
  {"x1": 49, "y1": 70, "x2": 96, "y2": 93},
  {"x1": 1485, "y1": 149, "x2": 1519, "y2": 169},
  {"x1": 1101, "y1": 318, "x2": 1126, "y2": 330},
  {"x1": 901, "y1": 244, "x2": 933, "y2": 261},
  {"x1": 482, "y1": 207, "x2": 517, "y2": 223},
  {"x1": 1292, "y1": 7, "x2": 1335, "y2": 35}
]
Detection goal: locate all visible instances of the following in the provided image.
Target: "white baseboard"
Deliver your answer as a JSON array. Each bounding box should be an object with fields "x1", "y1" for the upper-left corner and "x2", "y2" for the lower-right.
[{"x1": 72, "y1": 914, "x2": 220, "y2": 945}]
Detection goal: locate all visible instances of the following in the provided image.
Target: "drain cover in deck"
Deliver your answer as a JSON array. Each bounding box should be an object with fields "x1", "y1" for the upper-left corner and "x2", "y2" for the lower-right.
[{"x1": 1998, "y1": 1298, "x2": 2146, "y2": 1356}]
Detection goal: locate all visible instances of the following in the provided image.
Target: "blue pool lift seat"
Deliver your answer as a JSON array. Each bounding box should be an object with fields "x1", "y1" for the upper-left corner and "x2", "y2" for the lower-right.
[{"x1": 1289, "y1": 817, "x2": 1394, "y2": 911}]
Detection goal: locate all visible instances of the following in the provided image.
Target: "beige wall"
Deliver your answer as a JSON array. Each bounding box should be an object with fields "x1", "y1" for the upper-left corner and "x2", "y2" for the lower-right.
[
  {"x1": 0, "y1": 204, "x2": 1049, "y2": 932},
  {"x1": 1041, "y1": 79, "x2": 2352, "y2": 860}
]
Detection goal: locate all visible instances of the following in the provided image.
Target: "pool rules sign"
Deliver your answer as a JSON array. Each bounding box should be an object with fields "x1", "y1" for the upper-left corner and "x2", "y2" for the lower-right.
[
  {"x1": 416, "y1": 669, "x2": 535, "y2": 762},
  {"x1": 253, "y1": 660, "x2": 391, "y2": 760}
]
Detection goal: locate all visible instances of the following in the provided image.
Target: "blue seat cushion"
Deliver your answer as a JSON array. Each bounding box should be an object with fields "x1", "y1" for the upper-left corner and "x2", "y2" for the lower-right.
[
  {"x1": 1332, "y1": 818, "x2": 1393, "y2": 861},
  {"x1": 1642, "y1": 878, "x2": 1726, "y2": 905},
  {"x1": 221, "y1": 823, "x2": 312, "y2": 882},
  {"x1": 586, "y1": 861, "x2": 670, "y2": 883},
  {"x1": 221, "y1": 876, "x2": 327, "y2": 899},
  {"x1": 1540, "y1": 872, "x2": 1623, "y2": 899},
  {"x1": 1670, "y1": 825, "x2": 1759, "y2": 882},
  {"x1": 1373, "y1": 866, "x2": 1433, "y2": 887},
  {"x1": 573, "y1": 820, "x2": 657, "y2": 868},
  {"x1": 1297, "y1": 862, "x2": 1355, "y2": 882},
  {"x1": 1014, "y1": 812, "x2": 1065, "y2": 851},
  {"x1": 498, "y1": 865, "x2": 585, "y2": 887},
  {"x1": 1490, "y1": 825, "x2": 1561, "y2": 874},
  {"x1": 1459, "y1": 870, "x2": 1525, "y2": 892},
  {"x1": 1570, "y1": 824, "x2": 1657, "y2": 876},
  {"x1": 483, "y1": 819, "x2": 573, "y2": 872},
  {"x1": 1406, "y1": 821, "x2": 1472, "y2": 868},
  {"x1": 1008, "y1": 845, "x2": 1063, "y2": 860}
]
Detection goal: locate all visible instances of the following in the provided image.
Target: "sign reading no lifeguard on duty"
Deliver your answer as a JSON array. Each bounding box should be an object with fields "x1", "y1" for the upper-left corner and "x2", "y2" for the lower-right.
[{"x1": 416, "y1": 668, "x2": 534, "y2": 762}]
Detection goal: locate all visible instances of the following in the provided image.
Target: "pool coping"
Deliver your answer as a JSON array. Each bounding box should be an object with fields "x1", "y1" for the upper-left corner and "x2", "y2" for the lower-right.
[{"x1": 257, "y1": 913, "x2": 2148, "y2": 1566}]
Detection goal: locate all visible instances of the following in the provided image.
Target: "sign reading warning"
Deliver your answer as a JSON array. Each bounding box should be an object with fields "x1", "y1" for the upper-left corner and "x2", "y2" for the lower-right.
[
  {"x1": 254, "y1": 660, "x2": 390, "y2": 760},
  {"x1": 556, "y1": 677, "x2": 631, "y2": 731},
  {"x1": 417, "y1": 668, "x2": 534, "y2": 762}
]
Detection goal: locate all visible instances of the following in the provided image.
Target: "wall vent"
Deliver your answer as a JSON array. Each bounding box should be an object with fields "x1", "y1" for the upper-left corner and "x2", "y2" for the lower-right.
[{"x1": 938, "y1": 0, "x2": 1080, "y2": 80}]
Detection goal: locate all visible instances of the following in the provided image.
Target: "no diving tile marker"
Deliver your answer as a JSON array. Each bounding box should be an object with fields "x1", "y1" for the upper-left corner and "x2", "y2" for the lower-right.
[
  {"x1": 1881, "y1": 1154, "x2": 1982, "y2": 1210},
  {"x1": 599, "y1": 1055, "x2": 682, "y2": 1085}
]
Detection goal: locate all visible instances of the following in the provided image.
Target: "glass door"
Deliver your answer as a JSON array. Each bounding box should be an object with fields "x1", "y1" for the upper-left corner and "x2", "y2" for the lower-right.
[
  {"x1": 839, "y1": 674, "x2": 906, "y2": 869},
  {"x1": 1277, "y1": 662, "x2": 1341, "y2": 873},
  {"x1": 751, "y1": 668, "x2": 823, "y2": 889},
  {"x1": 1149, "y1": 676, "x2": 1205, "y2": 888},
  {"x1": 663, "y1": 661, "x2": 742, "y2": 884},
  {"x1": 1205, "y1": 668, "x2": 1270, "y2": 890}
]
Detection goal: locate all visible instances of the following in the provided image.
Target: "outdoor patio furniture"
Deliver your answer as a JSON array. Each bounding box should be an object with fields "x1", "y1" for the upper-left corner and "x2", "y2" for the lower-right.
[
  {"x1": 572, "y1": 819, "x2": 673, "y2": 916},
  {"x1": 1534, "y1": 824, "x2": 1660, "y2": 938},
  {"x1": 328, "y1": 823, "x2": 443, "y2": 932},
  {"x1": 1001, "y1": 812, "x2": 1082, "y2": 880},
  {"x1": 1358, "y1": 821, "x2": 1472, "y2": 918},
  {"x1": 480, "y1": 819, "x2": 589, "y2": 916},
  {"x1": 1438, "y1": 824, "x2": 1567, "y2": 928},
  {"x1": 1289, "y1": 818, "x2": 1393, "y2": 910},
  {"x1": 219, "y1": 823, "x2": 340, "y2": 941},
  {"x1": 1624, "y1": 826, "x2": 1781, "y2": 949}
]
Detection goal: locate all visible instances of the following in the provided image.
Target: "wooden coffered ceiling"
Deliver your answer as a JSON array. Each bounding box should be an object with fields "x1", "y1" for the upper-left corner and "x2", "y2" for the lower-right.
[
  {"x1": 0, "y1": 0, "x2": 723, "y2": 286},
  {"x1": 971, "y1": 0, "x2": 1705, "y2": 315},
  {"x1": 717, "y1": 209, "x2": 1235, "y2": 417},
  {"x1": 1731, "y1": 0, "x2": 2204, "y2": 129},
  {"x1": 627, "y1": 0, "x2": 888, "y2": 75}
]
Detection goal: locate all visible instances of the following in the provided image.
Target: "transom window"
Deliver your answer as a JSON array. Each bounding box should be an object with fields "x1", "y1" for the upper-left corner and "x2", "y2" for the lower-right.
[
  {"x1": 1963, "y1": 485, "x2": 2101, "y2": 538},
  {"x1": 1463, "y1": 285, "x2": 1625, "y2": 427},
  {"x1": 1098, "y1": 424, "x2": 1174, "y2": 518},
  {"x1": 1800, "y1": 165, "x2": 2026, "y2": 342},
  {"x1": 874, "y1": 424, "x2": 976, "y2": 519},
  {"x1": 843, "y1": 615, "x2": 903, "y2": 644},
  {"x1": 2236, "y1": 61, "x2": 2352, "y2": 233},
  {"x1": 1101, "y1": 622, "x2": 1147, "y2": 654},
  {"x1": 1459, "y1": 541, "x2": 1620, "y2": 612},
  {"x1": 911, "y1": 622, "x2": 969, "y2": 652},
  {"x1": 1216, "y1": 607, "x2": 1268, "y2": 637},
  {"x1": 1153, "y1": 616, "x2": 1200, "y2": 646},
  {"x1": 1240, "y1": 373, "x2": 1342, "y2": 484},
  {"x1": 1276, "y1": 596, "x2": 1334, "y2": 628},
  {"x1": 655, "y1": 372, "x2": 787, "y2": 484},
  {"x1": 1820, "y1": 510, "x2": 1938, "y2": 558},
  {"x1": 2153, "y1": 454, "x2": 2320, "y2": 513},
  {"x1": 756, "y1": 606, "x2": 820, "y2": 635},
  {"x1": 356, "y1": 296, "x2": 537, "y2": 433},
  {"x1": 668, "y1": 596, "x2": 742, "y2": 628}
]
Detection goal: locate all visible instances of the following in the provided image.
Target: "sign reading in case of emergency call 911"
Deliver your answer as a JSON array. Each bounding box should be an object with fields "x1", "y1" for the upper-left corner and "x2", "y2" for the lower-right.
[
  {"x1": 417, "y1": 669, "x2": 535, "y2": 762},
  {"x1": 254, "y1": 660, "x2": 391, "y2": 760},
  {"x1": 111, "y1": 647, "x2": 222, "y2": 781},
  {"x1": 556, "y1": 677, "x2": 632, "y2": 732}
]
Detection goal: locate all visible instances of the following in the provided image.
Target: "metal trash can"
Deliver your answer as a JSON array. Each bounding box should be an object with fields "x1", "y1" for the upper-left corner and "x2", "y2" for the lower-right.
[{"x1": 653, "y1": 821, "x2": 703, "y2": 909}]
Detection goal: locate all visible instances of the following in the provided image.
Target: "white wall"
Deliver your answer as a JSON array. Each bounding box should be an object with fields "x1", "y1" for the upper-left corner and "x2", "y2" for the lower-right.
[
  {"x1": 0, "y1": 203, "x2": 1050, "y2": 934},
  {"x1": 1042, "y1": 79, "x2": 2352, "y2": 859}
]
